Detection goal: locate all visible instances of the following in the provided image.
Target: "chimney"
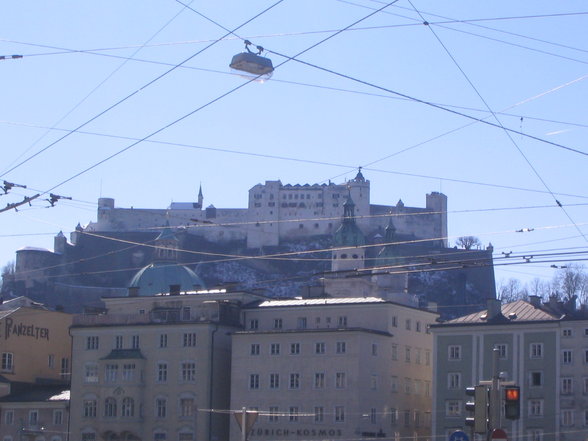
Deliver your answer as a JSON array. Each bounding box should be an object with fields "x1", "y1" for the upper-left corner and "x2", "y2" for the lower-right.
[
  {"x1": 529, "y1": 295, "x2": 541, "y2": 308},
  {"x1": 486, "y1": 298, "x2": 502, "y2": 320}
]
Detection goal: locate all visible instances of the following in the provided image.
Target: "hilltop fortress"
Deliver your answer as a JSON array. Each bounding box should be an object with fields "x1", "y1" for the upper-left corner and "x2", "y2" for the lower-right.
[{"x1": 86, "y1": 169, "x2": 448, "y2": 249}]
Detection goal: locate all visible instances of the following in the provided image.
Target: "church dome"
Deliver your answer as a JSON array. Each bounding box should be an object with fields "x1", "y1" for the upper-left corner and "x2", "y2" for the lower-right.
[{"x1": 128, "y1": 262, "x2": 205, "y2": 296}]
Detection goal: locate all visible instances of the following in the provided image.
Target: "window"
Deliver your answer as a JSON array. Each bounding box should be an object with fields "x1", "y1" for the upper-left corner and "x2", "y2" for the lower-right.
[
  {"x1": 181, "y1": 362, "x2": 196, "y2": 382},
  {"x1": 86, "y1": 336, "x2": 99, "y2": 350},
  {"x1": 338, "y1": 316, "x2": 347, "y2": 327},
  {"x1": 391, "y1": 376, "x2": 398, "y2": 392},
  {"x1": 1, "y1": 353, "x2": 14, "y2": 372},
  {"x1": 529, "y1": 399, "x2": 544, "y2": 417},
  {"x1": 289, "y1": 373, "x2": 300, "y2": 389},
  {"x1": 249, "y1": 319, "x2": 259, "y2": 330},
  {"x1": 154, "y1": 433, "x2": 167, "y2": 441},
  {"x1": 156, "y1": 398, "x2": 167, "y2": 418},
  {"x1": 121, "y1": 397, "x2": 135, "y2": 417},
  {"x1": 289, "y1": 407, "x2": 299, "y2": 422},
  {"x1": 315, "y1": 342, "x2": 325, "y2": 354},
  {"x1": 391, "y1": 316, "x2": 398, "y2": 327},
  {"x1": 448, "y1": 373, "x2": 461, "y2": 389},
  {"x1": 157, "y1": 362, "x2": 168, "y2": 383},
  {"x1": 562, "y1": 328, "x2": 573, "y2": 337},
  {"x1": 183, "y1": 333, "x2": 196, "y2": 347},
  {"x1": 113, "y1": 335, "x2": 123, "y2": 349},
  {"x1": 403, "y1": 410, "x2": 411, "y2": 427},
  {"x1": 448, "y1": 345, "x2": 461, "y2": 360},
  {"x1": 446, "y1": 401, "x2": 461, "y2": 417},
  {"x1": 83, "y1": 399, "x2": 97, "y2": 418},
  {"x1": 527, "y1": 430, "x2": 543, "y2": 441},
  {"x1": 180, "y1": 398, "x2": 194, "y2": 417},
  {"x1": 561, "y1": 377, "x2": 573, "y2": 394},
  {"x1": 105, "y1": 364, "x2": 118, "y2": 382},
  {"x1": 405, "y1": 347, "x2": 411, "y2": 363},
  {"x1": 415, "y1": 348, "x2": 422, "y2": 364},
  {"x1": 584, "y1": 349, "x2": 588, "y2": 364},
  {"x1": 371, "y1": 375, "x2": 378, "y2": 390},
  {"x1": 405, "y1": 378, "x2": 412, "y2": 394},
  {"x1": 336, "y1": 342, "x2": 346, "y2": 354},
  {"x1": 370, "y1": 408, "x2": 377, "y2": 424},
  {"x1": 372, "y1": 343, "x2": 378, "y2": 356},
  {"x1": 48, "y1": 354, "x2": 55, "y2": 368},
  {"x1": 314, "y1": 406, "x2": 324, "y2": 422},
  {"x1": 182, "y1": 307, "x2": 191, "y2": 320},
  {"x1": 562, "y1": 349, "x2": 573, "y2": 364},
  {"x1": 84, "y1": 363, "x2": 99, "y2": 383},
  {"x1": 416, "y1": 321, "x2": 421, "y2": 332},
  {"x1": 314, "y1": 372, "x2": 325, "y2": 389},
  {"x1": 425, "y1": 350, "x2": 431, "y2": 366},
  {"x1": 390, "y1": 408, "x2": 398, "y2": 425},
  {"x1": 270, "y1": 373, "x2": 280, "y2": 389},
  {"x1": 335, "y1": 406, "x2": 345, "y2": 422},
  {"x1": 496, "y1": 344, "x2": 508, "y2": 359},
  {"x1": 273, "y1": 319, "x2": 283, "y2": 329},
  {"x1": 250, "y1": 344, "x2": 260, "y2": 356},
  {"x1": 290, "y1": 343, "x2": 300, "y2": 355},
  {"x1": 178, "y1": 433, "x2": 194, "y2": 441},
  {"x1": 250, "y1": 374, "x2": 260, "y2": 390},
  {"x1": 53, "y1": 409, "x2": 63, "y2": 425},
  {"x1": 585, "y1": 409, "x2": 588, "y2": 426},
  {"x1": 297, "y1": 317, "x2": 307, "y2": 329},
  {"x1": 132, "y1": 335, "x2": 140, "y2": 349},
  {"x1": 530, "y1": 371, "x2": 543, "y2": 387},
  {"x1": 61, "y1": 357, "x2": 70, "y2": 376},
  {"x1": 405, "y1": 319, "x2": 411, "y2": 330},
  {"x1": 122, "y1": 363, "x2": 135, "y2": 381},
  {"x1": 104, "y1": 398, "x2": 117, "y2": 417},
  {"x1": 270, "y1": 343, "x2": 280, "y2": 355},
  {"x1": 414, "y1": 410, "x2": 421, "y2": 427},
  {"x1": 530, "y1": 343, "x2": 543, "y2": 358},
  {"x1": 159, "y1": 333, "x2": 168, "y2": 348},
  {"x1": 82, "y1": 433, "x2": 96, "y2": 441},
  {"x1": 391, "y1": 345, "x2": 398, "y2": 360},
  {"x1": 4, "y1": 409, "x2": 14, "y2": 425},
  {"x1": 562, "y1": 409, "x2": 574, "y2": 426},
  {"x1": 335, "y1": 372, "x2": 346, "y2": 389},
  {"x1": 269, "y1": 407, "x2": 279, "y2": 423}
]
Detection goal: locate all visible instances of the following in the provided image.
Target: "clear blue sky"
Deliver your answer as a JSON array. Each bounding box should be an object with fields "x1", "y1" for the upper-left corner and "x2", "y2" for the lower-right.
[{"x1": 1, "y1": 0, "x2": 587, "y2": 289}]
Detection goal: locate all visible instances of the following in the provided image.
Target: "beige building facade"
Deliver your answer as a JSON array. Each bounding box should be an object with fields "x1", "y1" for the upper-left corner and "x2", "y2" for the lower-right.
[
  {"x1": 230, "y1": 298, "x2": 438, "y2": 441},
  {"x1": 68, "y1": 289, "x2": 263, "y2": 441}
]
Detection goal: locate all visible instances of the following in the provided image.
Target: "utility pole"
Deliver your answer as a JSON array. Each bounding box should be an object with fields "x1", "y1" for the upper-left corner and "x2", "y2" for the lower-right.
[{"x1": 488, "y1": 347, "x2": 501, "y2": 437}]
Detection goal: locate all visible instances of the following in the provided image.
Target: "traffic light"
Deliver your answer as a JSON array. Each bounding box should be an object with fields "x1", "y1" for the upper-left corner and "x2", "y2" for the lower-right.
[
  {"x1": 465, "y1": 384, "x2": 488, "y2": 433},
  {"x1": 504, "y1": 385, "x2": 520, "y2": 419}
]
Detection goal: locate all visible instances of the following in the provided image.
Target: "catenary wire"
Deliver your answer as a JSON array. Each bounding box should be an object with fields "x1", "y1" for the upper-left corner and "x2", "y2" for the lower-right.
[{"x1": 0, "y1": 0, "x2": 287, "y2": 181}]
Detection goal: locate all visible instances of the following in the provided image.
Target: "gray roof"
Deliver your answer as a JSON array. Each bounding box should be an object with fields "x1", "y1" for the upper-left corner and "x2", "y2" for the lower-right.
[
  {"x1": 443, "y1": 300, "x2": 560, "y2": 325},
  {"x1": 0, "y1": 383, "x2": 69, "y2": 403},
  {"x1": 257, "y1": 297, "x2": 386, "y2": 308}
]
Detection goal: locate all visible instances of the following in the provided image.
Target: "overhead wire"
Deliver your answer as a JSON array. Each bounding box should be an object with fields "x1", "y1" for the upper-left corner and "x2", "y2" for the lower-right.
[
  {"x1": 0, "y1": 0, "x2": 197, "y2": 176},
  {"x1": 0, "y1": 0, "x2": 287, "y2": 181},
  {"x1": 403, "y1": 1, "x2": 588, "y2": 244}
]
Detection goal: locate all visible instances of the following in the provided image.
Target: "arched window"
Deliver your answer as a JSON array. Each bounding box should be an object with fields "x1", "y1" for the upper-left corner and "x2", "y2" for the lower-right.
[
  {"x1": 122, "y1": 397, "x2": 135, "y2": 417},
  {"x1": 104, "y1": 397, "x2": 117, "y2": 417}
]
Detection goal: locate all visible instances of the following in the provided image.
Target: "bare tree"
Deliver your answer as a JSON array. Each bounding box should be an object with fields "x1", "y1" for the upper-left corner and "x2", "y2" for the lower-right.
[
  {"x1": 526, "y1": 277, "x2": 550, "y2": 300},
  {"x1": 552, "y1": 263, "x2": 588, "y2": 303},
  {"x1": 498, "y1": 278, "x2": 527, "y2": 303},
  {"x1": 455, "y1": 236, "x2": 482, "y2": 250}
]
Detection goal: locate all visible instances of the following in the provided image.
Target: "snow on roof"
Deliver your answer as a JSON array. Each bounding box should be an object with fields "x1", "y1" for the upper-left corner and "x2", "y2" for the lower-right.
[
  {"x1": 17, "y1": 246, "x2": 51, "y2": 252},
  {"x1": 49, "y1": 390, "x2": 70, "y2": 401},
  {"x1": 257, "y1": 297, "x2": 385, "y2": 307}
]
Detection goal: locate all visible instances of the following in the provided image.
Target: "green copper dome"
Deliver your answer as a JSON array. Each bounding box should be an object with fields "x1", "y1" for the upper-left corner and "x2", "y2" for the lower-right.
[{"x1": 129, "y1": 262, "x2": 206, "y2": 296}]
